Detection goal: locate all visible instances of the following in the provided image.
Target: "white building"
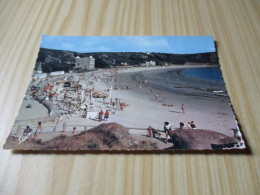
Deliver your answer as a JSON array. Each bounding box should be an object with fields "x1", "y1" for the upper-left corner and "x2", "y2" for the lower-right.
[
  {"x1": 32, "y1": 73, "x2": 47, "y2": 80},
  {"x1": 50, "y1": 71, "x2": 65, "y2": 76},
  {"x1": 121, "y1": 62, "x2": 128, "y2": 66},
  {"x1": 75, "y1": 56, "x2": 95, "y2": 70},
  {"x1": 150, "y1": 61, "x2": 156, "y2": 66},
  {"x1": 144, "y1": 61, "x2": 156, "y2": 67}
]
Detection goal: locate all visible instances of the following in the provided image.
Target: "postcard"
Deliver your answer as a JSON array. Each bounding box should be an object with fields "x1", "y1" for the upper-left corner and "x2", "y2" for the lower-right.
[{"x1": 3, "y1": 36, "x2": 246, "y2": 151}]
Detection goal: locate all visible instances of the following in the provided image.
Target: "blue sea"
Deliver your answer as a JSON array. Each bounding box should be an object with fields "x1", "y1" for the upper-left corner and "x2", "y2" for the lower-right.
[
  {"x1": 133, "y1": 66, "x2": 227, "y2": 98},
  {"x1": 182, "y1": 67, "x2": 224, "y2": 83}
]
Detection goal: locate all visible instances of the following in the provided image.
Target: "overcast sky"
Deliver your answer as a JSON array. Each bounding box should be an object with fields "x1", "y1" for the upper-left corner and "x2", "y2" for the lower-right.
[{"x1": 40, "y1": 35, "x2": 215, "y2": 54}]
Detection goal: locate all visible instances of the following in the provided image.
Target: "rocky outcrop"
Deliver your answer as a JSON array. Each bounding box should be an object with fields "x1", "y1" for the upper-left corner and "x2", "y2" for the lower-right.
[
  {"x1": 12, "y1": 123, "x2": 157, "y2": 151},
  {"x1": 169, "y1": 129, "x2": 239, "y2": 150}
]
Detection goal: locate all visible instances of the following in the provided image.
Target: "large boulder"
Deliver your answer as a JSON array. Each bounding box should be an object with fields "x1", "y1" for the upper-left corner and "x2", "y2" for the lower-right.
[
  {"x1": 169, "y1": 129, "x2": 239, "y2": 150},
  {"x1": 39, "y1": 123, "x2": 157, "y2": 151},
  {"x1": 88, "y1": 123, "x2": 136, "y2": 149}
]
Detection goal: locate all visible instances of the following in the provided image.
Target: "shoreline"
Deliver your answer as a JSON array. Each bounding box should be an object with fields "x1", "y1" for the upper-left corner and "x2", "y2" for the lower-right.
[{"x1": 127, "y1": 65, "x2": 226, "y2": 99}]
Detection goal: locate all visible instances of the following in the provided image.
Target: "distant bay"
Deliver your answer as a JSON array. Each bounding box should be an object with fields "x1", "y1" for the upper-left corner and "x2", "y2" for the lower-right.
[
  {"x1": 182, "y1": 66, "x2": 224, "y2": 83},
  {"x1": 133, "y1": 66, "x2": 227, "y2": 98}
]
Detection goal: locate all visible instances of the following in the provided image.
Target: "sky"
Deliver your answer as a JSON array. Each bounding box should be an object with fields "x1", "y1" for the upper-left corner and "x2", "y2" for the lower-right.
[{"x1": 40, "y1": 35, "x2": 215, "y2": 54}]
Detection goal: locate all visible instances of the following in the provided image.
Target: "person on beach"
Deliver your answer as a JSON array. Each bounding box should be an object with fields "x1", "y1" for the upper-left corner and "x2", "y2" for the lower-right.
[
  {"x1": 71, "y1": 127, "x2": 76, "y2": 136},
  {"x1": 180, "y1": 122, "x2": 184, "y2": 129},
  {"x1": 181, "y1": 104, "x2": 185, "y2": 114},
  {"x1": 146, "y1": 126, "x2": 162, "y2": 139},
  {"x1": 190, "y1": 121, "x2": 196, "y2": 129},
  {"x1": 34, "y1": 121, "x2": 42, "y2": 140},
  {"x1": 164, "y1": 122, "x2": 173, "y2": 144},
  {"x1": 149, "y1": 87, "x2": 153, "y2": 93},
  {"x1": 98, "y1": 110, "x2": 104, "y2": 121},
  {"x1": 163, "y1": 97, "x2": 166, "y2": 102},
  {"x1": 187, "y1": 122, "x2": 192, "y2": 129},
  {"x1": 187, "y1": 121, "x2": 196, "y2": 129},
  {"x1": 120, "y1": 103, "x2": 124, "y2": 111},
  {"x1": 146, "y1": 126, "x2": 153, "y2": 137},
  {"x1": 104, "y1": 110, "x2": 109, "y2": 121},
  {"x1": 155, "y1": 93, "x2": 159, "y2": 101},
  {"x1": 23, "y1": 126, "x2": 33, "y2": 136},
  {"x1": 83, "y1": 107, "x2": 88, "y2": 118}
]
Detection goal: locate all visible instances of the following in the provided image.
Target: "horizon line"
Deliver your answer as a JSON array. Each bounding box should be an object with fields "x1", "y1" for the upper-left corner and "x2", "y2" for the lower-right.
[{"x1": 40, "y1": 47, "x2": 217, "y2": 55}]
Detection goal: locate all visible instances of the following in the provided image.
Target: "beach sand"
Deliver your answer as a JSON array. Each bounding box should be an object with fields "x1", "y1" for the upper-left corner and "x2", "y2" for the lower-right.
[
  {"x1": 58, "y1": 65, "x2": 237, "y2": 137},
  {"x1": 8, "y1": 65, "x2": 240, "y2": 150}
]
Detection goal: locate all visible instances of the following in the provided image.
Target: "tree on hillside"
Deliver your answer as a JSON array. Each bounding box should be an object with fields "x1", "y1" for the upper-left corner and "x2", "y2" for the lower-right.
[{"x1": 95, "y1": 59, "x2": 108, "y2": 68}]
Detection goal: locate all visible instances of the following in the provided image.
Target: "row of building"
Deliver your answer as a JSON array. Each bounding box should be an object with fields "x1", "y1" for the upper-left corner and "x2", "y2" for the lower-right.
[
  {"x1": 120, "y1": 61, "x2": 157, "y2": 67},
  {"x1": 34, "y1": 56, "x2": 163, "y2": 80}
]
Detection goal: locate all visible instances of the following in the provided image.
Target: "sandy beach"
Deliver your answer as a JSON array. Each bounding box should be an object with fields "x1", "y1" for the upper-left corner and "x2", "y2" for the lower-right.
[
  {"x1": 87, "y1": 65, "x2": 237, "y2": 135},
  {"x1": 7, "y1": 65, "x2": 242, "y2": 150}
]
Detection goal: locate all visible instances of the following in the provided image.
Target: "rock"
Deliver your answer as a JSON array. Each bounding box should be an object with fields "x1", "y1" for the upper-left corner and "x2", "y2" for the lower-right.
[
  {"x1": 169, "y1": 129, "x2": 239, "y2": 150},
  {"x1": 38, "y1": 123, "x2": 157, "y2": 151}
]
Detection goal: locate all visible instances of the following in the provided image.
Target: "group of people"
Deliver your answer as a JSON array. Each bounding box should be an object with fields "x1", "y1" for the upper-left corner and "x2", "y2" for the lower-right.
[
  {"x1": 146, "y1": 122, "x2": 173, "y2": 144},
  {"x1": 154, "y1": 92, "x2": 186, "y2": 115},
  {"x1": 186, "y1": 121, "x2": 196, "y2": 129},
  {"x1": 146, "y1": 120, "x2": 197, "y2": 144},
  {"x1": 22, "y1": 121, "x2": 43, "y2": 140},
  {"x1": 110, "y1": 97, "x2": 127, "y2": 111},
  {"x1": 22, "y1": 123, "x2": 84, "y2": 140},
  {"x1": 98, "y1": 110, "x2": 110, "y2": 122},
  {"x1": 179, "y1": 121, "x2": 196, "y2": 129}
]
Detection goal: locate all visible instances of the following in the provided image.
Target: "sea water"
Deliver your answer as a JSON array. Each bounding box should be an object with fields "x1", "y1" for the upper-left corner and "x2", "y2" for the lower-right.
[
  {"x1": 134, "y1": 66, "x2": 227, "y2": 98},
  {"x1": 182, "y1": 67, "x2": 224, "y2": 83}
]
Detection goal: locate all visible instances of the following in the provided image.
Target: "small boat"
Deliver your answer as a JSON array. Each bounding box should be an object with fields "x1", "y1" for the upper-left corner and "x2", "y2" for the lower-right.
[
  {"x1": 175, "y1": 86, "x2": 188, "y2": 88},
  {"x1": 214, "y1": 93, "x2": 228, "y2": 97}
]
